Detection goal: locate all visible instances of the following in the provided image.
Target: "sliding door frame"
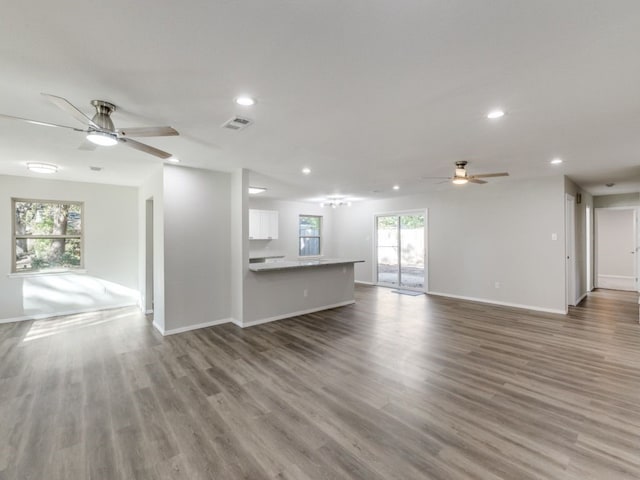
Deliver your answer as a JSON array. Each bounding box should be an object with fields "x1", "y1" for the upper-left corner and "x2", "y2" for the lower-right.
[{"x1": 374, "y1": 209, "x2": 428, "y2": 292}]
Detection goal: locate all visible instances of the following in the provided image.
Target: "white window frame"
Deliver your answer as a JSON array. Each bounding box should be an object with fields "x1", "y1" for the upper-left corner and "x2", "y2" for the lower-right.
[
  {"x1": 12, "y1": 198, "x2": 85, "y2": 273},
  {"x1": 299, "y1": 214, "x2": 322, "y2": 257}
]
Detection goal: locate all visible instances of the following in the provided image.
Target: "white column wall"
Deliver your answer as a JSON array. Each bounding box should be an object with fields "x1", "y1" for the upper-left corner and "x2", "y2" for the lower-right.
[{"x1": 162, "y1": 165, "x2": 232, "y2": 333}]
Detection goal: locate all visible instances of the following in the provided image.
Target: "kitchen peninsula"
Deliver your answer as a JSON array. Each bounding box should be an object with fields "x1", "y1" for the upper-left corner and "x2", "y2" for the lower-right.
[{"x1": 242, "y1": 258, "x2": 364, "y2": 327}]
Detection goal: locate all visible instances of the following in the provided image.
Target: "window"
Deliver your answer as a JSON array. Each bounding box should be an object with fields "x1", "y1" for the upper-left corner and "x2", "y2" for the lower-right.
[
  {"x1": 299, "y1": 215, "x2": 322, "y2": 256},
  {"x1": 12, "y1": 199, "x2": 83, "y2": 273}
]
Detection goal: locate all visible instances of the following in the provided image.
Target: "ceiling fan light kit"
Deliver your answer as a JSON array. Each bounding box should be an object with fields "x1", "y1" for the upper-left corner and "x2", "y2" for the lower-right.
[
  {"x1": 0, "y1": 93, "x2": 179, "y2": 159},
  {"x1": 86, "y1": 131, "x2": 118, "y2": 146}
]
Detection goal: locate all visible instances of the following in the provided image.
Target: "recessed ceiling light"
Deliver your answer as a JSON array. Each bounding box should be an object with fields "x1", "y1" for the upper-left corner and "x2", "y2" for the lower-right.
[
  {"x1": 167, "y1": 157, "x2": 180, "y2": 163},
  {"x1": 248, "y1": 186, "x2": 267, "y2": 195},
  {"x1": 550, "y1": 158, "x2": 563, "y2": 165},
  {"x1": 235, "y1": 96, "x2": 256, "y2": 107},
  {"x1": 27, "y1": 162, "x2": 57, "y2": 174},
  {"x1": 86, "y1": 131, "x2": 118, "y2": 146},
  {"x1": 487, "y1": 109, "x2": 505, "y2": 119},
  {"x1": 302, "y1": 167, "x2": 311, "y2": 175},
  {"x1": 393, "y1": 185, "x2": 400, "y2": 190}
]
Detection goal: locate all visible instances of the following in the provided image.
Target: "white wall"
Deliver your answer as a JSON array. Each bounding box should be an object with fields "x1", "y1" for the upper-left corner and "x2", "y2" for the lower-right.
[
  {"x1": 594, "y1": 193, "x2": 640, "y2": 208},
  {"x1": 248, "y1": 198, "x2": 336, "y2": 258},
  {"x1": 162, "y1": 165, "x2": 231, "y2": 332},
  {"x1": 242, "y1": 264, "x2": 355, "y2": 325},
  {"x1": 1, "y1": 174, "x2": 138, "y2": 322},
  {"x1": 333, "y1": 176, "x2": 567, "y2": 313}
]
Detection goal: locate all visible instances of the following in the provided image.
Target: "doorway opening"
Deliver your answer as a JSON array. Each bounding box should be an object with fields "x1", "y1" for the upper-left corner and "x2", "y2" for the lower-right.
[
  {"x1": 145, "y1": 198, "x2": 154, "y2": 314},
  {"x1": 594, "y1": 207, "x2": 637, "y2": 291},
  {"x1": 375, "y1": 211, "x2": 427, "y2": 291}
]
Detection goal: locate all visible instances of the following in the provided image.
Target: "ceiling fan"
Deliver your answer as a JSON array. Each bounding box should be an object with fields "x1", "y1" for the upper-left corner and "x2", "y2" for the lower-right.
[
  {"x1": 0, "y1": 93, "x2": 179, "y2": 159},
  {"x1": 428, "y1": 161, "x2": 509, "y2": 185}
]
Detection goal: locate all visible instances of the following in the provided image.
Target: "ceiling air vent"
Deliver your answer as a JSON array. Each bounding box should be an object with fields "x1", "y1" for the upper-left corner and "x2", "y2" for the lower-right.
[{"x1": 222, "y1": 116, "x2": 253, "y2": 131}]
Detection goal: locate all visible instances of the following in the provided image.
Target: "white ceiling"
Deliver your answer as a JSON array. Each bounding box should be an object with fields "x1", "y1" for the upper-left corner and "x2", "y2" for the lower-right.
[{"x1": 1, "y1": 1, "x2": 639, "y2": 200}]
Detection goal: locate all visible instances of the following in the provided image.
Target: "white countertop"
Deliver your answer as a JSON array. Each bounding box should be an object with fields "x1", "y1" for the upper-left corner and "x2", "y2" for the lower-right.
[{"x1": 249, "y1": 258, "x2": 364, "y2": 272}]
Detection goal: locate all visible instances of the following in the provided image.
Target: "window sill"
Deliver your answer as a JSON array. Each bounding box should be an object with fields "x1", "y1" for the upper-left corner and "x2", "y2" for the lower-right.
[{"x1": 8, "y1": 269, "x2": 87, "y2": 278}]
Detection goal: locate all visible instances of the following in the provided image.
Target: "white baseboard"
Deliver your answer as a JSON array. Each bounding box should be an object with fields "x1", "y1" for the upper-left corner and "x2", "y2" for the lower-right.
[
  {"x1": 427, "y1": 291, "x2": 566, "y2": 315},
  {"x1": 0, "y1": 302, "x2": 138, "y2": 324},
  {"x1": 355, "y1": 280, "x2": 375, "y2": 286},
  {"x1": 152, "y1": 320, "x2": 165, "y2": 335},
  {"x1": 596, "y1": 274, "x2": 636, "y2": 291},
  {"x1": 240, "y1": 300, "x2": 356, "y2": 328},
  {"x1": 161, "y1": 317, "x2": 233, "y2": 336}
]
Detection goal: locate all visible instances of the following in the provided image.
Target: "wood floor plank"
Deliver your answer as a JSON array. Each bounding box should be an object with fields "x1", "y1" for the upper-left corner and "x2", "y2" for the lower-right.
[{"x1": 1, "y1": 289, "x2": 639, "y2": 479}]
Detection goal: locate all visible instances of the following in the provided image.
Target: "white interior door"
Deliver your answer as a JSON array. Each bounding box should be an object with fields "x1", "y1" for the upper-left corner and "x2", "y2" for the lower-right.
[{"x1": 595, "y1": 208, "x2": 637, "y2": 291}]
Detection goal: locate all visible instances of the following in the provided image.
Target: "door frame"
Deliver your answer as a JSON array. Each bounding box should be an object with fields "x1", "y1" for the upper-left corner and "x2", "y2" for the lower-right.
[
  {"x1": 594, "y1": 206, "x2": 638, "y2": 292},
  {"x1": 145, "y1": 197, "x2": 154, "y2": 314},
  {"x1": 373, "y1": 209, "x2": 428, "y2": 292},
  {"x1": 565, "y1": 194, "x2": 577, "y2": 307}
]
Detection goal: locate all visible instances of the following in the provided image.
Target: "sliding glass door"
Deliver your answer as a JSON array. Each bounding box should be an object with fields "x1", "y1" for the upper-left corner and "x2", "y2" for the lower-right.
[{"x1": 376, "y1": 212, "x2": 426, "y2": 290}]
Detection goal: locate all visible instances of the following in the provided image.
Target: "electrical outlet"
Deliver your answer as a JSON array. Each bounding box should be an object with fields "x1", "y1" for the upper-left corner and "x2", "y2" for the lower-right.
[
  {"x1": 303, "y1": 289, "x2": 308, "y2": 297},
  {"x1": 494, "y1": 282, "x2": 500, "y2": 289}
]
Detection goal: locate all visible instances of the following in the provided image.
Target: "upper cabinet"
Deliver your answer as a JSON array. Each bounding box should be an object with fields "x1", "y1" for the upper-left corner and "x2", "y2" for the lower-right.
[{"x1": 249, "y1": 209, "x2": 279, "y2": 240}]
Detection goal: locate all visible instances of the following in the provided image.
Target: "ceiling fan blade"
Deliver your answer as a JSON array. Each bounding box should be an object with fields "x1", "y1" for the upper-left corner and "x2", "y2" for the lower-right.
[
  {"x1": 41, "y1": 93, "x2": 99, "y2": 129},
  {"x1": 468, "y1": 178, "x2": 488, "y2": 184},
  {"x1": 472, "y1": 172, "x2": 509, "y2": 178},
  {"x1": 0, "y1": 113, "x2": 87, "y2": 131},
  {"x1": 118, "y1": 137, "x2": 172, "y2": 159},
  {"x1": 117, "y1": 126, "x2": 179, "y2": 137}
]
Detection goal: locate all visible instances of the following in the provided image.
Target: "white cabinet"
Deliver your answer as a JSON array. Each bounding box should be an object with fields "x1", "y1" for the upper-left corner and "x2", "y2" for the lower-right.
[{"x1": 249, "y1": 209, "x2": 279, "y2": 240}]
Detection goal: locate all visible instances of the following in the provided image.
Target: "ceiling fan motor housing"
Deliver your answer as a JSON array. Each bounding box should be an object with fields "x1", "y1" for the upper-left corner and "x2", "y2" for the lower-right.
[
  {"x1": 455, "y1": 161, "x2": 468, "y2": 178},
  {"x1": 90, "y1": 100, "x2": 116, "y2": 132}
]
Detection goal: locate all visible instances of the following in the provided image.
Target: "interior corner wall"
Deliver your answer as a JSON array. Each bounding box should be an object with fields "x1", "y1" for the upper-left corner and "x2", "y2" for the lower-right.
[
  {"x1": 1, "y1": 174, "x2": 139, "y2": 322},
  {"x1": 248, "y1": 198, "x2": 336, "y2": 258},
  {"x1": 162, "y1": 165, "x2": 232, "y2": 332},
  {"x1": 564, "y1": 177, "x2": 593, "y2": 301},
  {"x1": 333, "y1": 175, "x2": 567, "y2": 313},
  {"x1": 138, "y1": 167, "x2": 165, "y2": 333}
]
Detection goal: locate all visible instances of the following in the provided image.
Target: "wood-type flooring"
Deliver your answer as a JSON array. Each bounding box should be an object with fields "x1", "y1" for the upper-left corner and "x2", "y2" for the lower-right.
[{"x1": 1, "y1": 286, "x2": 639, "y2": 479}]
